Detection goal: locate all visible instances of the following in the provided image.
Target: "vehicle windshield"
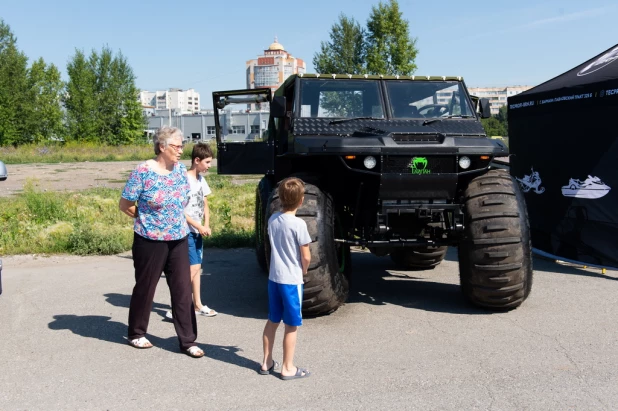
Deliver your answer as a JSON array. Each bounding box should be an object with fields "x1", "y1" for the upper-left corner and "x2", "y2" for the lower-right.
[
  {"x1": 299, "y1": 79, "x2": 385, "y2": 119},
  {"x1": 386, "y1": 81, "x2": 475, "y2": 119}
]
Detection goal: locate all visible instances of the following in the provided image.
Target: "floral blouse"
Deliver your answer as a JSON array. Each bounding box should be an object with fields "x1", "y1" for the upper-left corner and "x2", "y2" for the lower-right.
[{"x1": 122, "y1": 162, "x2": 190, "y2": 241}]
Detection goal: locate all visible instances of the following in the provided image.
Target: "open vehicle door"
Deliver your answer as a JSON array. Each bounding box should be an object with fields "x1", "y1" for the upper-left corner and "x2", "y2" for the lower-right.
[{"x1": 212, "y1": 88, "x2": 274, "y2": 175}]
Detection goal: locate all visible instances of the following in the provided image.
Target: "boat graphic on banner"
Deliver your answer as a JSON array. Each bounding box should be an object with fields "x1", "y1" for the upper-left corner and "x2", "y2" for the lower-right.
[{"x1": 561, "y1": 175, "x2": 611, "y2": 199}]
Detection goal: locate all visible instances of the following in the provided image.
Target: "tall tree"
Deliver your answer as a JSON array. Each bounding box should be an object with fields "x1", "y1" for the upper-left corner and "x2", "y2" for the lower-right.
[
  {"x1": 91, "y1": 47, "x2": 118, "y2": 143},
  {"x1": 109, "y1": 50, "x2": 144, "y2": 144},
  {"x1": 65, "y1": 47, "x2": 144, "y2": 144},
  {"x1": 64, "y1": 49, "x2": 98, "y2": 141},
  {"x1": 365, "y1": 0, "x2": 418, "y2": 76},
  {"x1": 24, "y1": 58, "x2": 65, "y2": 142},
  {"x1": 0, "y1": 20, "x2": 29, "y2": 146},
  {"x1": 313, "y1": 14, "x2": 366, "y2": 74}
]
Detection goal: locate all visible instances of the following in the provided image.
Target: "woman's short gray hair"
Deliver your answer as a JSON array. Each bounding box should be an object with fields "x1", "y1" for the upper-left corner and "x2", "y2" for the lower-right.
[{"x1": 153, "y1": 126, "x2": 182, "y2": 155}]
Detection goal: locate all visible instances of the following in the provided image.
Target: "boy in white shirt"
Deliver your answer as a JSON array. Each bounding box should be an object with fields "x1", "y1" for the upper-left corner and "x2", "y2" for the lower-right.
[{"x1": 167, "y1": 143, "x2": 217, "y2": 319}]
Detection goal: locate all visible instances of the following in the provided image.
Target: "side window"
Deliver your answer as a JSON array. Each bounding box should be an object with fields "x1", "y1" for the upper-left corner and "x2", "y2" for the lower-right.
[{"x1": 214, "y1": 90, "x2": 270, "y2": 143}]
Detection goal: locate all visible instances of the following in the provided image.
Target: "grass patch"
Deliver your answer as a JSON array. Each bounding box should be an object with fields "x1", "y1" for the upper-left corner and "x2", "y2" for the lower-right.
[
  {"x1": 0, "y1": 175, "x2": 256, "y2": 255},
  {"x1": 0, "y1": 140, "x2": 218, "y2": 164}
]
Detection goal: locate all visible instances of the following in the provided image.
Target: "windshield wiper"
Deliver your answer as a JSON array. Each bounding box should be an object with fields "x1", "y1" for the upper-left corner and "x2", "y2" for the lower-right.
[
  {"x1": 423, "y1": 115, "x2": 474, "y2": 126},
  {"x1": 329, "y1": 117, "x2": 382, "y2": 124},
  {"x1": 422, "y1": 118, "x2": 442, "y2": 125}
]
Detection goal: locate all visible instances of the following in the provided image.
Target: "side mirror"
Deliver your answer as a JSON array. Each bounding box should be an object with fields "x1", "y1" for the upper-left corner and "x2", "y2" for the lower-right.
[
  {"x1": 215, "y1": 97, "x2": 227, "y2": 110},
  {"x1": 271, "y1": 96, "x2": 287, "y2": 118},
  {"x1": 469, "y1": 95, "x2": 479, "y2": 111},
  {"x1": 479, "y1": 98, "x2": 491, "y2": 119},
  {"x1": 0, "y1": 161, "x2": 7, "y2": 181}
]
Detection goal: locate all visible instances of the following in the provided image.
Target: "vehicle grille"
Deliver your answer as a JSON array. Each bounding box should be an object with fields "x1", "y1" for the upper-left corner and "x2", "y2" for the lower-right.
[
  {"x1": 382, "y1": 156, "x2": 456, "y2": 173},
  {"x1": 391, "y1": 133, "x2": 443, "y2": 144}
]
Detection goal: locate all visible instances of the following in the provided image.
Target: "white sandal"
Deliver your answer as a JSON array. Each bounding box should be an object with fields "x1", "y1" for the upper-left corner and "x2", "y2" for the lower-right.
[
  {"x1": 185, "y1": 346, "x2": 204, "y2": 358},
  {"x1": 195, "y1": 306, "x2": 217, "y2": 317},
  {"x1": 129, "y1": 337, "x2": 153, "y2": 349}
]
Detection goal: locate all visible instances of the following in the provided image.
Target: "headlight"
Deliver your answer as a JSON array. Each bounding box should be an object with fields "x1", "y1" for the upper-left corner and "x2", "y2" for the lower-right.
[
  {"x1": 458, "y1": 156, "x2": 471, "y2": 169},
  {"x1": 363, "y1": 156, "x2": 377, "y2": 169}
]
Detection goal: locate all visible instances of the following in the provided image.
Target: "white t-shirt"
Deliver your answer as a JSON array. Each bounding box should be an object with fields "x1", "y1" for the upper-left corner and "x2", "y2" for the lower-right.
[
  {"x1": 268, "y1": 212, "x2": 312, "y2": 285},
  {"x1": 184, "y1": 174, "x2": 212, "y2": 234}
]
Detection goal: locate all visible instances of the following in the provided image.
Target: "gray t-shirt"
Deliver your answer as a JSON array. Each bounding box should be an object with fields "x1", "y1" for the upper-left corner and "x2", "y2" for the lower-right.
[{"x1": 268, "y1": 212, "x2": 312, "y2": 285}]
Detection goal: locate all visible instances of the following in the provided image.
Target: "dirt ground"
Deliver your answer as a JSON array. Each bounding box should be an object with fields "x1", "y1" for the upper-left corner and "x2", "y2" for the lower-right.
[{"x1": 0, "y1": 160, "x2": 197, "y2": 197}]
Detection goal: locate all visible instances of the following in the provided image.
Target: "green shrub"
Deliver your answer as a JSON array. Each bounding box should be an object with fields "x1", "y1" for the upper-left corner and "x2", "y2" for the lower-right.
[
  {"x1": 0, "y1": 140, "x2": 218, "y2": 165},
  {"x1": 0, "y1": 175, "x2": 257, "y2": 255},
  {"x1": 22, "y1": 181, "x2": 69, "y2": 223},
  {"x1": 67, "y1": 224, "x2": 132, "y2": 255}
]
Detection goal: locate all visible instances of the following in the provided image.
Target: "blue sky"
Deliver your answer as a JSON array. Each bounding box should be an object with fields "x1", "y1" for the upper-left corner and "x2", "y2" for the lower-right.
[{"x1": 2, "y1": 0, "x2": 618, "y2": 108}]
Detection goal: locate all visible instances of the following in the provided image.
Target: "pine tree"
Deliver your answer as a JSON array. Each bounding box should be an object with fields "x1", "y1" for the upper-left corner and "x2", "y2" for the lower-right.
[
  {"x1": 25, "y1": 58, "x2": 65, "y2": 142},
  {"x1": 113, "y1": 53, "x2": 145, "y2": 144},
  {"x1": 65, "y1": 47, "x2": 145, "y2": 144},
  {"x1": 312, "y1": 2, "x2": 419, "y2": 77},
  {"x1": 0, "y1": 20, "x2": 29, "y2": 146},
  {"x1": 313, "y1": 14, "x2": 366, "y2": 75},
  {"x1": 365, "y1": 0, "x2": 418, "y2": 76},
  {"x1": 64, "y1": 49, "x2": 98, "y2": 142}
]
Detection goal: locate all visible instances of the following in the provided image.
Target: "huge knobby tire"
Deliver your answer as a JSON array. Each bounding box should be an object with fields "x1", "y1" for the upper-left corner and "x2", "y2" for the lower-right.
[
  {"x1": 458, "y1": 169, "x2": 533, "y2": 310},
  {"x1": 267, "y1": 182, "x2": 350, "y2": 316},
  {"x1": 390, "y1": 246, "x2": 448, "y2": 269},
  {"x1": 254, "y1": 177, "x2": 273, "y2": 273}
]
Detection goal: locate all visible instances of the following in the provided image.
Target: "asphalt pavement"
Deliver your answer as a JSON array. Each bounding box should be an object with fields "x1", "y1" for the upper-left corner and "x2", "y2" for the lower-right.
[{"x1": 0, "y1": 248, "x2": 617, "y2": 410}]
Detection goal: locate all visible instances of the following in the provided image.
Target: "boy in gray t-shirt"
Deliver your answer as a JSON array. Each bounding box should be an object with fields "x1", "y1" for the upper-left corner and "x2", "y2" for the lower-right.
[{"x1": 259, "y1": 177, "x2": 312, "y2": 380}]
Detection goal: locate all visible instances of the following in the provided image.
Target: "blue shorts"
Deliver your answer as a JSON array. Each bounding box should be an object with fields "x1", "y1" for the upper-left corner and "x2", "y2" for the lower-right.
[
  {"x1": 187, "y1": 232, "x2": 203, "y2": 265},
  {"x1": 268, "y1": 280, "x2": 303, "y2": 326}
]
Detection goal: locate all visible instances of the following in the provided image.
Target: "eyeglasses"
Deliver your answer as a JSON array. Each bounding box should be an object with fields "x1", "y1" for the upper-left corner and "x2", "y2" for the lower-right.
[{"x1": 167, "y1": 143, "x2": 183, "y2": 152}]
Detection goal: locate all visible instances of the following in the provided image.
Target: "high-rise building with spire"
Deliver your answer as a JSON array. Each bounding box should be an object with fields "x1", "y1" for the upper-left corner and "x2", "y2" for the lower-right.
[{"x1": 246, "y1": 37, "x2": 306, "y2": 93}]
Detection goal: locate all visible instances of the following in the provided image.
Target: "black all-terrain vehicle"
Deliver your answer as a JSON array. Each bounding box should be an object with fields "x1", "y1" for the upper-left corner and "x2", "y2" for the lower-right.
[{"x1": 212, "y1": 74, "x2": 532, "y2": 315}]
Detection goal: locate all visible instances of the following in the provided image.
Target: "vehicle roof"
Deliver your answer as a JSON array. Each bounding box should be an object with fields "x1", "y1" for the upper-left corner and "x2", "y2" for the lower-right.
[
  {"x1": 277, "y1": 74, "x2": 466, "y2": 96},
  {"x1": 294, "y1": 73, "x2": 463, "y2": 81}
]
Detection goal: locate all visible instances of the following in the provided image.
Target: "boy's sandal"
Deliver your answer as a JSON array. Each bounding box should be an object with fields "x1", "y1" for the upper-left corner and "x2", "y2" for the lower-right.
[
  {"x1": 280, "y1": 367, "x2": 311, "y2": 380},
  {"x1": 258, "y1": 360, "x2": 280, "y2": 375},
  {"x1": 185, "y1": 346, "x2": 205, "y2": 358},
  {"x1": 195, "y1": 306, "x2": 217, "y2": 317},
  {"x1": 128, "y1": 337, "x2": 153, "y2": 349}
]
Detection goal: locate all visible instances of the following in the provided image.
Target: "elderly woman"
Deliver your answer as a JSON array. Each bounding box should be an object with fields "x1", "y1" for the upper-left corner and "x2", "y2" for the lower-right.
[{"x1": 119, "y1": 126, "x2": 203, "y2": 358}]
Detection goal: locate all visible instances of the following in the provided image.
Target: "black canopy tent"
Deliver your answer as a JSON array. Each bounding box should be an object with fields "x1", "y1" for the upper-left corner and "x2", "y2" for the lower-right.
[{"x1": 508, "y1": 44, "x2": 618, "y2": 269}]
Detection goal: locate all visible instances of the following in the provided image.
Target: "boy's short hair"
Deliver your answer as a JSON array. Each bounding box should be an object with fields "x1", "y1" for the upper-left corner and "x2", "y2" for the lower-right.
[
  {"x1": 278, "y1": 177, "x2": 305, "y2": 210},
  {"x1": 191, "y1": 143, "x2": 214, "y2": 163}
]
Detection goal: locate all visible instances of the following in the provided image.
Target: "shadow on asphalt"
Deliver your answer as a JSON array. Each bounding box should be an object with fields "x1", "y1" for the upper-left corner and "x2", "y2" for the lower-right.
[
  {"x1": 347, "y1": 251, "x2": 489, "y2": 315},
  {"x1": 199, "y1": 343, "x2": 261, "y2": 372},
  {"x1": 198, "y1": 253, "x2": 269, "y2": 321},
  {"x1": 47, "y1": 315, "x2": 179, "y2": 353},
  {"x1": 532, "y1": 256, "x2": 618, "y2": 281},
  {"x1": 104, "y1": 292, "x2": 172, "y2": 320},
  {"x1": 46, "y1": 314, "x2": 261, "y2": 369},
  {"x1": 101, "y1": 248, "x2": 616, "y2": 325},
  {"x1": 420, "y1": 246, "x2": 616, "y2": 280},
  {"x1": 443, "y1": 246, "x2": 458, "y2": 262}
]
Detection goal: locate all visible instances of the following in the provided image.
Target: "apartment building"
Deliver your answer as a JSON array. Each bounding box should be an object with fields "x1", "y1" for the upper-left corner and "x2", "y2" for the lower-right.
[
  {"x1": 246, "y1": 37, "x2": 306, "y2": 93},
  {"x1": 467, "y1": 86, "x2": 533, "y2": 115},
  {"x1": 139, "y1": 88, "x2": 201, "y2": 115}
]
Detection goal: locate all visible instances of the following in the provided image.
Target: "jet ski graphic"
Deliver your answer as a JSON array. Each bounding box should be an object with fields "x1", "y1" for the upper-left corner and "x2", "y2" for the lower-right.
[
  {"x1": 516, "y1": 168, "x2": 545, "y2": 194},
  {"x1": 561, "y1": 175, "x2": 611, "y2": 199}
]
